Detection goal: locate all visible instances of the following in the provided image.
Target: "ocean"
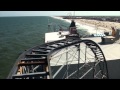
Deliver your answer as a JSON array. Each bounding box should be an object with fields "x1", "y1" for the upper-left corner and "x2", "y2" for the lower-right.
[{"x1": 0, "y1": 16, "x2": 89, "y2": 79}]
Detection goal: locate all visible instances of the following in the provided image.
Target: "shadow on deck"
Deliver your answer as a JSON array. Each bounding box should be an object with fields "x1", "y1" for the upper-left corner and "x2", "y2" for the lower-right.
[
  {"x1": 107, "y1": 59, "x2": 120, "y2": 79},
  {"x1": 51, "y1": 59, "x2": 120, "y2": 79}
]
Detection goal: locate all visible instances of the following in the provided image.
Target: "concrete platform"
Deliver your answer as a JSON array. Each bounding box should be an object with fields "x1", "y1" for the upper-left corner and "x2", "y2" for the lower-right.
[{"x1": 45, "y1": 31, "x2": 69, "y2": 43}]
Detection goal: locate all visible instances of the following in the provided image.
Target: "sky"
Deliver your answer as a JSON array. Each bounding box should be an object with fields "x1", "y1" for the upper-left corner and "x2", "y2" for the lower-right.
[{"x1": 0, "y1": 11, "x2": 120, "y2": 17}]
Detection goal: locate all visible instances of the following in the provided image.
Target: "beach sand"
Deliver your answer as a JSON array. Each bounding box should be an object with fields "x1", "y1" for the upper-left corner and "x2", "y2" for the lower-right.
[
  {"x1": 74, "y1": 19, "x2": 120, "y2": 31},
  {"x1": 54, "y1": 16, "x2": 120, "y2": 34}
]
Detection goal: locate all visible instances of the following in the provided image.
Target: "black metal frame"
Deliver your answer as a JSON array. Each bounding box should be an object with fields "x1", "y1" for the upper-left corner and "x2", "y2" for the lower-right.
[{"x1": 7, "y1": 38, "x2": 109, "y2": 79}]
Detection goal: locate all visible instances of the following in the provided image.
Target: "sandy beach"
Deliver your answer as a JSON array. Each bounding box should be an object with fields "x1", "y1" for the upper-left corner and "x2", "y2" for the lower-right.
[
  {"x1": 74, "y1": 19, "x2": 120, "y2": 31},
  {"x1": 53, "y1": 16, "x2": 120, "y2": 35}
]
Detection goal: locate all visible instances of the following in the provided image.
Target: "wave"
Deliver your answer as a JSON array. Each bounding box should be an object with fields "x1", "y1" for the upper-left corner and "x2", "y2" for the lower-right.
[{"x1": 51, "y1": 16, "x2": 105, "y2": 35}]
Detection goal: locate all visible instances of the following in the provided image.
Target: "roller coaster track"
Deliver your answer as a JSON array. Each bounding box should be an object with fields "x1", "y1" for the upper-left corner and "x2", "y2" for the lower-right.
[{"x1": 7, "y1": 37, "x2": 109, "y2": 79}]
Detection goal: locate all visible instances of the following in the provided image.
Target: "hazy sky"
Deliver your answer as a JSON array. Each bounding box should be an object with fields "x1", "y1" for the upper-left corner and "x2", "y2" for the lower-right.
[{"x1": 0, "y1": 11, "x2": 120, "y2": 17}]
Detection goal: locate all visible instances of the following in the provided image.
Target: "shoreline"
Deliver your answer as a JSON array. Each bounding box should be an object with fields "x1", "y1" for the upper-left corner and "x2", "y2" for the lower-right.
[{"x1": 53, "y1": 16, "x2": 120, "y2": 35}]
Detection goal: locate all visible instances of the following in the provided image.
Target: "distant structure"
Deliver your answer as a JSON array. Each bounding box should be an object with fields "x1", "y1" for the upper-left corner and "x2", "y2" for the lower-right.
[{"x1": 62, "y1": 16, "x2": 120, "y2": 23}]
